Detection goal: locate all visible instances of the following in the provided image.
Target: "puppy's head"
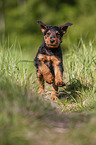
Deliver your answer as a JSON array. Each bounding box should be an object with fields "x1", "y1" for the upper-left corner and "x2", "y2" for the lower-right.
[{"x1": 37, "y1": 20, "x2": 72, "y2": 48}]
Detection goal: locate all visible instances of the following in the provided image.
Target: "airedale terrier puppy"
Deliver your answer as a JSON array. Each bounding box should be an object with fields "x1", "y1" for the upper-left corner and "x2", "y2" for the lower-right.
[{"x1": 34, "y1": 20, "x2": 72, "y2": 100}]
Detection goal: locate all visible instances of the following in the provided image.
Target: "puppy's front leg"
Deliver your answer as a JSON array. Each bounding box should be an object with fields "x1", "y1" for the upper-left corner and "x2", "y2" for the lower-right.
[
  {"x1": 38, "y1": 54, "x2": 54, "y2": 84},
  {"x1": 51, "y1": 83, "x2": 58, "y2": 100},
  {"x1": 51, "y1": 56, "x2": 65, "y2": 87}
]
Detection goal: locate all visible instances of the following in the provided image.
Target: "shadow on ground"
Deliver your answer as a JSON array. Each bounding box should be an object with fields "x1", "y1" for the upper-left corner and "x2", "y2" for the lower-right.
[{"x1": 58, "y1": 79, "x2": 89, "y2": 100}]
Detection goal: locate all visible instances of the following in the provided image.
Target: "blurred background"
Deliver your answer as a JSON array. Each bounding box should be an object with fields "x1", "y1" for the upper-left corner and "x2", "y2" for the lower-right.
[{"x1": 0, "y1": 0, "x2": 96, "y2": 53}]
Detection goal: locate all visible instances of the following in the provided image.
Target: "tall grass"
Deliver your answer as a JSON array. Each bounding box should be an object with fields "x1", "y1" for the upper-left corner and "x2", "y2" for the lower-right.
[
  {"x1": 66, "y1": 40, "x2": 96, "y2": 86},
  {"x1": 0, "y1": 43, "x2": 32, "y2": 145},
  {"x1": 59, "y1": 40, "x2": 96, "y2": 112},
  {"x1": 0, "y1": 43, "x2": 53, "y2": 145},
  {"x1": 0, "y1": 40, "x2": 96, "y2": 145}
]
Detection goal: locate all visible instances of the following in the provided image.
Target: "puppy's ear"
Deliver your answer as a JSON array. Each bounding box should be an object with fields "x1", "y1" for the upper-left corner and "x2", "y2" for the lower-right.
[
  {"x1": 59, "y1": 22, "x2": 72, "y2": 34},
  {"x1": 36, "y1": 20, "x2": 48, "y2": 33}
]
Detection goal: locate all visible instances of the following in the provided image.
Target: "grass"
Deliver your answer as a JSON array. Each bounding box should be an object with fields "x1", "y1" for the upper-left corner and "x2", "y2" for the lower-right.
[
  {"x1": 0, "y1": 40, "x2": 96, "y2": 145},
  {"x1": 57, "y1": 40, "x2": 96, "y2": 112}
]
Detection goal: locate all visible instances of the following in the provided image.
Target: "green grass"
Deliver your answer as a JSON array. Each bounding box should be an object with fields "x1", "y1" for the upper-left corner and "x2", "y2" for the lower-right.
[
  {"x1": 58, "y1": 40, "x2": 96, "y2": 112},
  {"x1": 0, "y1": 40, "x2": 96, "y2": 145}
]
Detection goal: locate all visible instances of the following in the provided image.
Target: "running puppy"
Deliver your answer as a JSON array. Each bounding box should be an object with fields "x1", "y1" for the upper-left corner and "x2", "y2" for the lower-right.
[{"x1": 34, "y1": 21, "x2": 72, "y2": 100}]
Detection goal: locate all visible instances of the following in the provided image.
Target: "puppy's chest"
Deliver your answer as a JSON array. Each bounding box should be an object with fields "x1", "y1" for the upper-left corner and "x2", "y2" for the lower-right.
[
  {"x1": 38, "y1": 54, "x2": 53, "y2": 67},
  {"x1": 44, "y1": 58, "x2": 53, "y2": 68},
  {"x1": 38, "y1": 54, "x2": 61, "y2": 67}
]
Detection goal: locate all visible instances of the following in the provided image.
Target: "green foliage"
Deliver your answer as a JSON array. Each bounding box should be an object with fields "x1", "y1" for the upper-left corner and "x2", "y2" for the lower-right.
[{"x1": 0, "y1": 0, "x2": 96, "y2": 49}]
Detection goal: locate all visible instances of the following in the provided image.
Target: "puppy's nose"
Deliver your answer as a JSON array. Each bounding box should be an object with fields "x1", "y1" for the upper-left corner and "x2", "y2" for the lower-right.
[{"x1": 50, "y1": 39, "x2": 55, "y2": 43}]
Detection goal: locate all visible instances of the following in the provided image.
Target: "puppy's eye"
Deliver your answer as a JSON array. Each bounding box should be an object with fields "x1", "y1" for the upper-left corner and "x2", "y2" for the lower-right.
[
  {"x1": 56, "y1": 32, "x2": 60, "y2": 36},
  {"x1": 47, "y1": 32, "x2": 51, "y2": 36}
]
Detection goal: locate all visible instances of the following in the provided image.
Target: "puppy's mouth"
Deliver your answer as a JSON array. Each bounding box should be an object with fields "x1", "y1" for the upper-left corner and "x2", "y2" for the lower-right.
[
  {"x1": 48, "y1": 39, "x2": 59, "y2": 48},
  {"x1": 44, "y1": 37, "x2": 61, "y2": 48},
  {"x1": 49, "y1": 43, "x2": 56, "y2": 46},
  {"x1": 48, "y1": 43, "x2": 58, "y2": 48}
]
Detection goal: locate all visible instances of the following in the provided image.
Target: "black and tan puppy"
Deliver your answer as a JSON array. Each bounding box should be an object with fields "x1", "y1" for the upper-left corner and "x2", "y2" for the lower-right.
[{"x1": 34, "y1": 20, "x2": 72, "y2": 100}]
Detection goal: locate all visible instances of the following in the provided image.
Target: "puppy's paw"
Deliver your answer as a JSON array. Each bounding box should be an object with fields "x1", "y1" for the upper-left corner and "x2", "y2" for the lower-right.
[
  {"x1": 38, "y1": 88, "x2": 44, "y2": 94},
  {"x1": 56, "y1": 81, "x2": 66, "y2": 87},
  {"x1": 51, "y1": 95, "x2": 58, "y2": 100}
]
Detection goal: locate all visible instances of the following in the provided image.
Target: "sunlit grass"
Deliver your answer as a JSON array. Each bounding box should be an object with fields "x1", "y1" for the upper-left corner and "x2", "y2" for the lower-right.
[
  {"x1": 0, "y1": 40, "x2": 96, "y2": 145},
  {"x1": 57, "y1": 40, "x2": 96, "y2": 112}
]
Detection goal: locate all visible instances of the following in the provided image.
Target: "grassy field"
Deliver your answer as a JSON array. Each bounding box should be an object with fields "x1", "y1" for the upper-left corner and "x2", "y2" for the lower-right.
[{"x1": 0, "y1": 40, "x2": 96, "y2": 145}]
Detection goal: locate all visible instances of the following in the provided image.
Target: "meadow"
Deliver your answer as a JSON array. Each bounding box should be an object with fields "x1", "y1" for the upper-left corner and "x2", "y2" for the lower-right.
[
  {"x1": 0, "y1": 39, "x2": 96, "y2": 145},
  {"x1": 0, "y1": 0, "x2": 96, "y2": 144}
]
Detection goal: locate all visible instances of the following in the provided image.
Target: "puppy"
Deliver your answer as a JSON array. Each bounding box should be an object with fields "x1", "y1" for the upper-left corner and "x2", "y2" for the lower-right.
[{"x1": 34, "y1": 21, "x2": 72, "y2": 100}]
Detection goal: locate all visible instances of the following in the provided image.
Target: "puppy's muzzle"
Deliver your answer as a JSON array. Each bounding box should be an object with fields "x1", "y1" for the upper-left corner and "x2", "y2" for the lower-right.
[{"x1": 50, "y1": 39, "x2": 55, "y2": 43}]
